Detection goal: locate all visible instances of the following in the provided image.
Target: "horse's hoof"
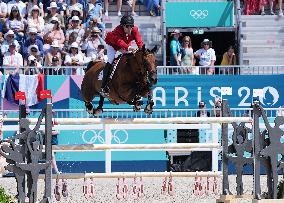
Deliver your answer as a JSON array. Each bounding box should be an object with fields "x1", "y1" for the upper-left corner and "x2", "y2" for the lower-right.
[
  {"x1": 144, "y1": 105, "x2": 153, "y2": 115},
  {"x1": 93, "y1": 108, "x2": 103, "y2": 115},
  {"x1": 133, "y1": 105, "x2": 141, "y2": 112}
]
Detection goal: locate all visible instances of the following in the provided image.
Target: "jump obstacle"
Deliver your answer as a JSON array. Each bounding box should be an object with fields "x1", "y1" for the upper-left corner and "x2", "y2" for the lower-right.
[{"x1": 0, "y1": 100, "x2": 284, "y2": 202}]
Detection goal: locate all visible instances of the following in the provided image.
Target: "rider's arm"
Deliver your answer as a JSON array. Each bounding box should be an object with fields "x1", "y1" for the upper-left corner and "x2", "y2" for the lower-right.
[{"x1": 132, "y1": 26, "x2": 143, "y2": 49}]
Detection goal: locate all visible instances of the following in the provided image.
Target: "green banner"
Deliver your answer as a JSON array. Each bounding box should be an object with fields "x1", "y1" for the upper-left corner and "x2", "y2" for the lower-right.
[{"x1": 165, "y1": 2, "x2": 234, "y2": 28}]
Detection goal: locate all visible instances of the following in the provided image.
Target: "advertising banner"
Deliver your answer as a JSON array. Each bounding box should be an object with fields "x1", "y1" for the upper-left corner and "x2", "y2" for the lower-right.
[{"x1": 165, "y1": 2, "x2": 234, "y2": 28}]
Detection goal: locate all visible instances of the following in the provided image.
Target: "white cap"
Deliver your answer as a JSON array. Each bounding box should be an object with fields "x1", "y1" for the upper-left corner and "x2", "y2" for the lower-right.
[
  {"x1": 4, "y1": 30, "x2": 15, "y2": 39},
  {"x1": 31, "y1": 5, "x2": 40, "y2": 12},
  {"x1": 47, "y1": 2, "x2": 58, "y2": 10},
  {"x1": 70, "y1": 42, "x2": 79, "y2": 49},
  {"x1": 29, "y1": 27, "x2": 37, "y2": 33},
  {"x1": 28, "y1": 55, "x2": 37, "y2": 61},
  {"x1": 51, "y1": 40, "x2": 60, "y2": 48},
  {"x1": 50, "y1": 16, "x2": 59, "y2": 23},
  {"x1": 203, "y1": 39, "x2": 210, "y2": 43},
  {"x1": 28, "y1": 45, "x2": 39, "y2": 55}
]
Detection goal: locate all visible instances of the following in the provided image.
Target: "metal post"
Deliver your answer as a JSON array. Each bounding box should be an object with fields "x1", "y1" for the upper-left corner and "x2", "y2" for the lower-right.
[
  {"x1": 161, "y1": 0, "x2": 167, "y2": 66},
  {"x1": 105, "y1": 124, "x2": 112, "y2": 173},
  {"x1": 235, "y1": 0, "x2": 243, "y2": 65},
  {"x1": 211, "y1": 123, "x2": 219, "y2": 172},
  {"x1": 221, "y1": 100, "x2": 229, "y2": 195},
  {"x1": 253, "y1": 104, "x2": 261, "y2": 200},
  {"x1": 44, "y1": 103, "x2": 53, "y2": 201},
  {"x1": 19, "y1": 104, "x2": 26, "y2": 196}
]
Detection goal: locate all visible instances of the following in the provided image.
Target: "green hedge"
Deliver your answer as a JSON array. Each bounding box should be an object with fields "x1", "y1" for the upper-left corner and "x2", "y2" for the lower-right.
[{"x1": 0, "y1": 187, "x2": 16, "y2": 203}]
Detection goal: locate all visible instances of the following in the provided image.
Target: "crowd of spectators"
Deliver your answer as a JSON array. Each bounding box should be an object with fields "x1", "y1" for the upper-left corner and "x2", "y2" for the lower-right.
[
  {"x1": 0, "y1": 0, "x2": 161, "y2": 75},
  {"x1": 243, "y1": 0, "x2": 283, "y2": 16},
  {"x1": 169, "y1": 29, "x2": 236, "y2": 75}
]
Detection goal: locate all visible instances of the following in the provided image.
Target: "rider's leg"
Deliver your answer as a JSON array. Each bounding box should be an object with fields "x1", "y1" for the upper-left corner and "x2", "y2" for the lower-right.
[{"x1": 100, "y1": 45, "x2": 116, "y2": 96}]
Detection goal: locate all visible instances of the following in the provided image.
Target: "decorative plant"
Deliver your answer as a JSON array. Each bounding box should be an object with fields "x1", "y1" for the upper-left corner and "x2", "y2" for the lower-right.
[{"x1": 0, "y1": 187, "x2": 16, "y2": 203}]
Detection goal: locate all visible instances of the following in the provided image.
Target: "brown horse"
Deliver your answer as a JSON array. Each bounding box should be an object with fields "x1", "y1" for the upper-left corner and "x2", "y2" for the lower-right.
[{"x1": 81, "y1": 45, "x2": 158, "y2": 115}]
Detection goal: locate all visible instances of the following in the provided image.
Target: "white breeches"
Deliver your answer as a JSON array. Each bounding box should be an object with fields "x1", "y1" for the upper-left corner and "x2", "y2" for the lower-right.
[{"x1": 107, "y1": 45, "x2": 116, "y2": 64}]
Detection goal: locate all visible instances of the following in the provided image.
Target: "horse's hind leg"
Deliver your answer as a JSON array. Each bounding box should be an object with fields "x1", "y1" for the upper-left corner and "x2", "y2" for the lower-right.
[
  {"x1": 85, "y1": 101, "x2": 94, "y2": 114},
  {"x1": 93, "y1": 95, "x2": 105, "y2": 115}
]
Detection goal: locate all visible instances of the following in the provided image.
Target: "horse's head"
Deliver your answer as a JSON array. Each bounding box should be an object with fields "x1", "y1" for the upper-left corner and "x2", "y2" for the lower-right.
[{"x1": 140, "y1": 45, "x2": 158, "y2": 86}]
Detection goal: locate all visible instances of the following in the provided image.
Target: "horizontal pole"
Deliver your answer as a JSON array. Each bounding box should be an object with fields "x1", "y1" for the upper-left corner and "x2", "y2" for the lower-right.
[
  {"x1": 2, "y1": 117, "x2": 252, "y2": 124},
  {"x1": 52, "y1": 143, "x2": 221, "y2": 152},
  {"x1": 39, "y1": 171, "x2": 222, "y2": 179}
]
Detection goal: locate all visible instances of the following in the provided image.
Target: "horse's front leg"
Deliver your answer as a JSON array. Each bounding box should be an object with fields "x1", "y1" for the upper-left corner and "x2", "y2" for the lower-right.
[
  {"x1": 93, "y1": 95, "x2": 105, "y2": 115},
  {"x1": 144, "y1": 91, "x2": 154, "y2": 115},
  {"x1": 132, "y1": 96, "x2": 143, "y2": 112}
]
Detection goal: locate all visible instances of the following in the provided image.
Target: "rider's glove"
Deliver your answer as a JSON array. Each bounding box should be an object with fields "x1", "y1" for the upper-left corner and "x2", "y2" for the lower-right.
[{"x1": 127, "y1": 46, "x2": 135, "y2": 52}]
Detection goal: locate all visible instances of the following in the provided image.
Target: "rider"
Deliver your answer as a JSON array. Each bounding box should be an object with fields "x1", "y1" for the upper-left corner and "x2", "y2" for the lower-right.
[{"x1": 100, "y1": 15, "x2": 144, "y2": 97}]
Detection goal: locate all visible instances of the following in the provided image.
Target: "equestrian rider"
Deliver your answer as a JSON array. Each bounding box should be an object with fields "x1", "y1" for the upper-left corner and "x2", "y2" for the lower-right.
[{"x1": 100, "y1": 15, "x2": 144, "y2": 97}]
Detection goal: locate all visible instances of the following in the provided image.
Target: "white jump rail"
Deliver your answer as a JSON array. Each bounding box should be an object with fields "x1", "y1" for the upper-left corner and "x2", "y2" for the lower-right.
[
  {"x1": 52, "y1": 143, "x2": 221, "y2": 152},
  {"x1": 2, "y1": 117, "x2": 253, "y2": 124},
  {"x1": 39, "y1": 171, "x2": 222, "y2": 179},
  {"x1": 1, "y1": 116, "x2": 252, "y2": 174}
]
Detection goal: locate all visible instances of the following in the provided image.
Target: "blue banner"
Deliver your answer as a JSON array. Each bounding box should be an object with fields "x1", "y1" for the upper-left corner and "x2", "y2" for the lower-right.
[{"x1": 154, "y1": 75, "x2": 284, "y2": 109}]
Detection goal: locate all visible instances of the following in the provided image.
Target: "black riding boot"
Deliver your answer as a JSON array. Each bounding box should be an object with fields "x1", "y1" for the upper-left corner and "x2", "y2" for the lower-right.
[{"x1": 100, "y1": 62, "x2": 112, "y2": 97}]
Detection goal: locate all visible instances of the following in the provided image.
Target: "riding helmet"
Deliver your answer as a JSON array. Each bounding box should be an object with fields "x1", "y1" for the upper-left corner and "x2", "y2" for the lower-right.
[{"x1": 120, "y1": 15, "x2": 134, "y2": 26}]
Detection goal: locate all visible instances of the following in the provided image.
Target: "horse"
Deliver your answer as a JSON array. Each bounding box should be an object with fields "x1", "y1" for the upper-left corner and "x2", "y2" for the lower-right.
[{"x1": 81, "y1": 45, "x2": 158, "y2": 115}]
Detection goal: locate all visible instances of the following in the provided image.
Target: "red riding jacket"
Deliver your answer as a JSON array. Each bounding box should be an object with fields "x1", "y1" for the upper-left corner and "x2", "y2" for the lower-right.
[{"x1": 105, "y1": 25, "x2": 144, "y2": 51}]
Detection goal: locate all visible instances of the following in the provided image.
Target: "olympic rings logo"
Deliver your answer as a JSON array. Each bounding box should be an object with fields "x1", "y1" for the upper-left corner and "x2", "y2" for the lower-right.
[
  {"x1": 81, "y1": 129, "x2": 129, "y2": 144},
  {"x1": 190, "y1": 10, "x2": 208, "y2": 19}
]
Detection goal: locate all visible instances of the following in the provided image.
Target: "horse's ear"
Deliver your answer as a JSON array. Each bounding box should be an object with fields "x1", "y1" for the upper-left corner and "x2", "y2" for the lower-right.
[
  {"x1": 142, "y1": 44, "x2": 146, "y2": 52},
  {"x1": 151, "y1": 45, "x2": 159, "y2": 54}
]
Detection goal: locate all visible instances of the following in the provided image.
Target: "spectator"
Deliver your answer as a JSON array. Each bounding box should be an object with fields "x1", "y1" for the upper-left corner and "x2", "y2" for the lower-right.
[
  {"x1": 43, "y1": 16, "x2": 65, "y2": 49},
  {"x1": 169, "y1": 29, "x2": 182, "y2": 67},
  {"x1": 82, "y1": 26, "x2": 106, "y2": 63},
  {"x1": 44, "y1": 2, "x2": 65, "y2": 29},
  {"x1": 95, "y1": 44, "x2": 107, "y2": 62},
  {"x1": 44, "y1": 40, "x2": 62, "y2": 66},
  {"x1": 62, "y1": 31, "x2": 78, "y2": 55},
  {"x1": 3, "y1": 41, "x2": 23, "y2": 68},
  {"x1": 196, "y1": 101, "x2": 210, "y2": 117},
  {"x1": 180, "y1": 36, "x2": 195, "y2": 74},
  {"x1": 87, "y1": 0, "x2": 103, "y2": 23},
  {"x1": 4, "y1": 5, "x2": 25, "y2": 42},
  {"x1": 0, "y1": 0, "x2": 7, "y2": 32},
  {"x1": 148, "y1": 0, "x2": 160, "y2": 16},
  {"x1": 23, "y1": 27, "x2": 44, "y2": 60},
  {"x1": 65, "y1": 16, "x2": 84, "y2": 43},
  {"x1": 7, "y1": 0, "x2": 26, "y2": 18},
  {"x1": 220, "y1": 45, "x2": 236, "y2": 74},
  {"x1": 1, "y1": 30, "x2": 20, "y2": 55},
  {"x1": 27, "y1": 0, "x2": 44, "y2": 17},
  {"x1": 194, "y1": 39, "x2": 216, "y2": 75},
  {"x1": 279, "y1": 0, "x2": 283, "y2": 16},
  {"x1": 49, "y1": 55, "x2": 64, "y2": 75},
  {"x1": 64, "y1": 42, "x2": 84, "y2": 74},
  {"x1": 84, "y1": 17, "x2": 105, "y2": 34},
  {"x1": 261, "y1": 0, "x2": 275, "y2": 15},
  {"x1": 25, "y1": 55, "x2": 42, "y2": 74},
  {"x1": 27, "y1": 5, "x2": 45, "y2": 36},
  {"x1": 27, "y1": 45, "x2": 42, "y2": 65},
  {"x1": 66, "y1": 6, "x2": 82, "y2": 23},
  {"x1": 66, "y1": 0, "x2": 83, "y2": 18},
  {"x1": 104, "y1": 0, "x2": 122, "y2": 17},
  {"x1": 129, "y1": 0, "x2": 138, "y2": 16},
  {"x1": 212, "y1": 98, "x2": 221, "y2": 117}
]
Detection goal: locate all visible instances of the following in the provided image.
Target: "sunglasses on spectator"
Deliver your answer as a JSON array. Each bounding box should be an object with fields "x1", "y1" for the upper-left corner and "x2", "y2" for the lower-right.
[
  {"x1": 31, "y1": 49, "x2": 38, "y2": 52},
  {"x1": 72, "y1": 20, "x2": 79, "y2": 23},
  {"x1": 8, "y1": 35, "x2": 14, "y2": 38},
  {"x1": 124, "y1": 25, "x2": 133, "y2": 28},
  {"x1": 51, "y1": 21, "x2": 58, "y2": 24},
  {"x1": 12, "y1": 10, "x2": 18, "y2": 12},
  {"x1": 203, "y1": 43, "x2": 209, "y2": 45},
  {"x1": 30, "y1": 33, "x2": 37, "y2": 36},
  {"x1": 184, "y1": 40, "x2": 190, "y2": 42}
]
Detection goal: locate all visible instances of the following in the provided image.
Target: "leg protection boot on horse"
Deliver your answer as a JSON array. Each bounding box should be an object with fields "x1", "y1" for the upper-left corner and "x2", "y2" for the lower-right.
[{"x1": 100, "y1": 62, "x2": 112, "y2": 97}]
